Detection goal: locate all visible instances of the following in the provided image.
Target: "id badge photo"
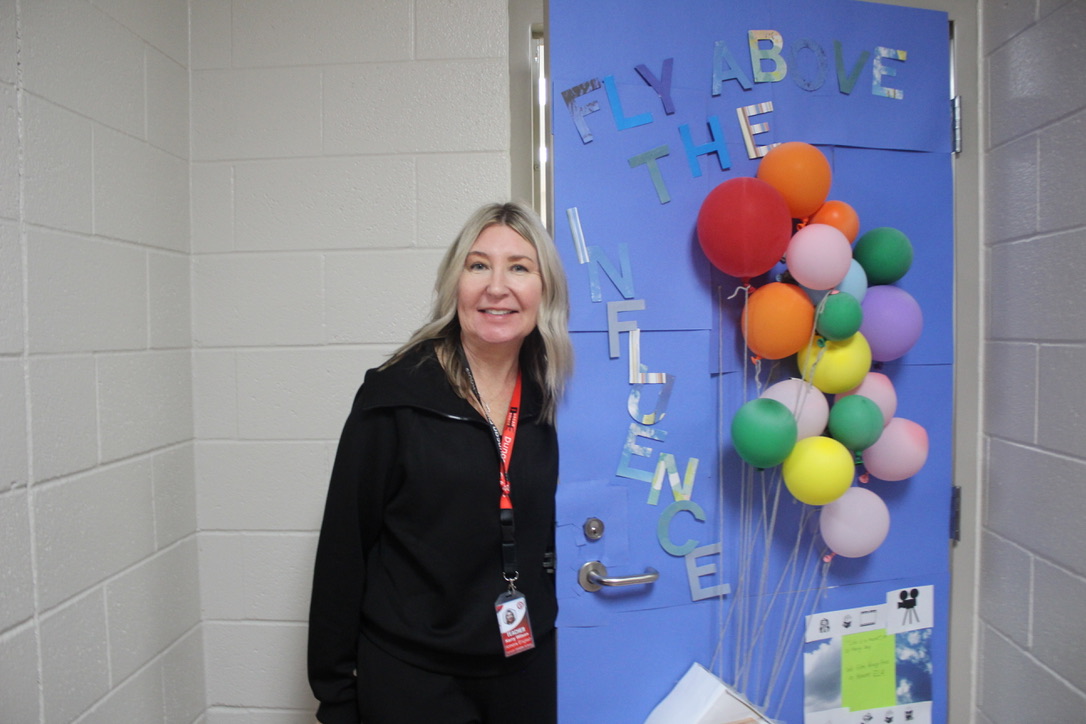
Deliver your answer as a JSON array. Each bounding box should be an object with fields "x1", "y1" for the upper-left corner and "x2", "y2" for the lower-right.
[{"x1": 495, "y1": 589, "x2": 535, "y2": 657}]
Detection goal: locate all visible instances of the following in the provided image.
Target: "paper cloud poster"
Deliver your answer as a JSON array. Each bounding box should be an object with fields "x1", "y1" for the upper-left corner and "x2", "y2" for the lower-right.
[{"x1": 803, "y1": 585, "x2": 936, "y2": 724}]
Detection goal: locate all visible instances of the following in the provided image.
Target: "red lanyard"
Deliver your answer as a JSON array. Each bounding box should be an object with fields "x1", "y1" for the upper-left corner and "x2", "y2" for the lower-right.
[
  {"x1": 496, "y1": 373, "x2": 522, "y2": 510},
  {"x1": 462, "y1": 356, "x2": 525, "y2": 585}
]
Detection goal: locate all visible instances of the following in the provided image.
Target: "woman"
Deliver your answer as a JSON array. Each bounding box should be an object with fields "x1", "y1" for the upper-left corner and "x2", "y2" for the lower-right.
[{"x1": 308, "y1": 201, "x2": 573, "y2": 724}]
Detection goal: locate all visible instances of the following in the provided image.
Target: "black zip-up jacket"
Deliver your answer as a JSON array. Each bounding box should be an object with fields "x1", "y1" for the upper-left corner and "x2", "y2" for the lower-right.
[{"x1": 307, "y1": 342, "x2": 558, "y2": 724}]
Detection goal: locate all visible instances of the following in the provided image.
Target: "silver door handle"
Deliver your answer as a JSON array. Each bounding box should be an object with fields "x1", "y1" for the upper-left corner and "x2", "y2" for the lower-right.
[{"x1": 578, "y1": 561, "x2": 659, "y2": 592}]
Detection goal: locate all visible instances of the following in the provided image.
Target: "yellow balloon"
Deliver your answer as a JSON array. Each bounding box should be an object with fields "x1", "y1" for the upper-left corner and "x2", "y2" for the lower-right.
[
  {"x1": 796, "y1": 332, "x2": 872, "y2": 394},
  {"x1": 782, "y1": 436, "x2": 855, "y2": 505}
]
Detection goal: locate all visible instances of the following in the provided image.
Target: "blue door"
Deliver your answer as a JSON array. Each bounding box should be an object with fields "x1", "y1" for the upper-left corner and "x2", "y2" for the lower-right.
[{"x1": 549, "y1": 2, "x2": 954, "y2": 722}]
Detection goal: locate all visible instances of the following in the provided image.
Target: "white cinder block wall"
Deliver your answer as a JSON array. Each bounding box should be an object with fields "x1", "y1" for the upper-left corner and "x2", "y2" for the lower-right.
[
  {"x1": 189, "y1": 0, "x2": 513, "y2": 721},
  {"x1": 2, "y1": 0, "x2": 515, "y2": 722},
  {"x1": 978, "y1": 0, "x2": 1086, "y2": 721},
  {"x1": 1, "y1": 1, "x2": 201, "y2": 723}
]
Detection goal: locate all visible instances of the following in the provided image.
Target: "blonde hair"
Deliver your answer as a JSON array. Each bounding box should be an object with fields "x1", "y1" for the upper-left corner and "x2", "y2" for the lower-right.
[{"x1": 386, "y1": 201, "x2": 573, "y2": 423}]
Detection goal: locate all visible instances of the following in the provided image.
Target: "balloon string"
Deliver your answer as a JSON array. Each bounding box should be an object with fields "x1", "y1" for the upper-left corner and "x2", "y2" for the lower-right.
[
  {"x1": 712, "y1": 274, "x2": 834, "y2": 713},
  {"x1": 760, "y1": 503, "x2": 816, "y2": 703},
  {"x1": 752, "y1": 357, "x2": 766, "y2": 396},
  {"x1": 738, "y1": 293, "x2": 761, "y2": 691},
  {"x1": 764, "y1": 512, "x2": 815, "y2": 707},
  {"x1": 738, "y1": 480, "x2": 790, "y2": 690},
  {"x1": 712, "y1": 285, "x2": 728, "y2": 681},
  {"x1": 759, "y1": 510, "x2": 825, "y2": 712},
  {"x1": 801, "y1": 338, "x2": 827, "y2": 387},
  {"x1": 769, "y1": 546, "x2": 832, "y2": 719},
  {"x1": 809, "y1": 291, "x2": 830, "y2": 345},
  {"x1": 726, "y1": 282, "x2": 750, "y2": 301},
  {"x1": 737, "y1": 284, "x2": 752, "y2": 686}
]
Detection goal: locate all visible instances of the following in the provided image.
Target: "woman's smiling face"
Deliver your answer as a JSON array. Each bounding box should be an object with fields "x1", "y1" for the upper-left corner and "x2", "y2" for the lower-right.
[{"x1": 457, "y1": 224, "x2": 543, "y2": 356}]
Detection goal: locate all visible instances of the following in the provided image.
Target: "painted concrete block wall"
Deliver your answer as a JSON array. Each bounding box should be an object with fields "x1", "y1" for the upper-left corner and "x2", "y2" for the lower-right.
[
  {"x1": 0, "y1": 1, "x2": 201, "y2": 723},
  {"x1": 979, "y1": 0, "x2": 1086, "y2": 721},
  {"x1": 188, "y1": 0, "x2": 514, "y2": 720}
]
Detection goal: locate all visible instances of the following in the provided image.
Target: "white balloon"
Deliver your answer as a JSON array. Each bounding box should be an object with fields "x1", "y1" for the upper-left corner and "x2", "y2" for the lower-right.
[
  {"x1": 819, "y1": 487, "x2": 890, "y2": 558},
  {"x1": 760, "y1": 378, "x2": 829, "y2": 440}
]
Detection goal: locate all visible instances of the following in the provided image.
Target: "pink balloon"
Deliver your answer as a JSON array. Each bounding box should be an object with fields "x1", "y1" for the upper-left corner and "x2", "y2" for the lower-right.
[
  {"x1": 785, "y1": 223, "x2": 852, "y2": 290},
  {"x1": 862, "y1": 417, "x2": 929, "y2": 481},
  {"x1": 819, "y1": 487, "x2": 890, "y2": 558},
  {"x1": 760, "y1": 378, "x2": 829, "y2": 440},
  {"x1": 836, "y1": 372, "x2": 897, "y2": 427}
]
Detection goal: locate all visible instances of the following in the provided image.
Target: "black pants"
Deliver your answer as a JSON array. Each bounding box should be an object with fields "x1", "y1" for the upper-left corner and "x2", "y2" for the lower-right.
[{"x1": 356, "y1": 633, "x2": 557, "y2": 724}]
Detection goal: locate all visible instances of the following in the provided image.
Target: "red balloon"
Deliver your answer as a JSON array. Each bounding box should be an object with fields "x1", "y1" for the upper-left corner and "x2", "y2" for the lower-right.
[{"x1": 696, "y1": 177, "x2": 792, "y2": 281}]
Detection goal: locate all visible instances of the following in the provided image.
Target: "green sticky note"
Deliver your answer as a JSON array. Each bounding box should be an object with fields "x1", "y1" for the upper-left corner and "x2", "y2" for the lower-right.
[{"x1": 840, "y1": 630, "x2": 896, "y2": 711}]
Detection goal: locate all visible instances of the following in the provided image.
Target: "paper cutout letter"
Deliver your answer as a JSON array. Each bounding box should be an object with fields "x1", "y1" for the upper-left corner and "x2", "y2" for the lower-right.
[
  {"x1": 560, "y1": 78, "x2": 603, "y2": 143},
  {"x1": 791, "y1": 39, "x2": 829, "y2": 91},
  {"x1": 834, "y1": 41, "x2": 871, "y2": 95},
  {"x1": 648, "y1": 453, "x2": 699, "y2": 505},
  {"x1": 588, "y1": 244, "x2": 636, "y2": 302},
  {"x1": 566, "y1": 207, "x2": 590, "y2": 264},
  {"x1": 606, "y1": 299, "x2": 646, "y2": 358},
  {"x1": 679, "y1": 115, "x2": 731, "y2": 178},
  {"x1": 712, "y1": 40, "x2": 753, "y2": 94},
  {"x1": 629, "y1": 371, "x2": 676, "y2": 425},
  {"x1": 628, "y1": 146, "x2": 672, "y2": 204},
  {"x1": 748, "y1": 30, "x2": 788, "y2": 83},
  {"x1": 872, "y1": 47, "x2": 907, "y2": 99},
  {"x1": 627, "y1": 331, "x2": 671, "y2": 386},
  {"x1": 685, "y1": 542, "x2": 731, "y2": 601},
  {"x1": 737, "y1": 102, "x2": 777, "y2": 159},
  {"x1": 656, "y1": 499, "x2": 705, "y2": 556},
  {"x1": 635, "y1": 58, "x2": 677, "y2": 115},
  {"x1": 617, "y1": 422, "x2": 666, "y2": 483},
  {"x1": 603, "y1": 75, "x2": 653, "y2": 130}
]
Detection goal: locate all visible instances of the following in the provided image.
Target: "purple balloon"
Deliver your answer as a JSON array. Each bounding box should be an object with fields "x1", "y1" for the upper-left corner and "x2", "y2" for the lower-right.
[{"x1": 859, "y1": 285, "x2": 923, "y2": 361}]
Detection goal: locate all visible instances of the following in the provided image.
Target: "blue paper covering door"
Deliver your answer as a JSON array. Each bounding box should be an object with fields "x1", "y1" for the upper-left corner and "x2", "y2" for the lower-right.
[{"x1": 549, "y1": 1, "x2": 953, "y2": 722}]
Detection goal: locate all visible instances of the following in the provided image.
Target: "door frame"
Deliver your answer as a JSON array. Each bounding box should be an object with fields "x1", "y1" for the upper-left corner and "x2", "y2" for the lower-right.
[{"x1": 507, "y1": 1, "x2": 984, "y2": 720}]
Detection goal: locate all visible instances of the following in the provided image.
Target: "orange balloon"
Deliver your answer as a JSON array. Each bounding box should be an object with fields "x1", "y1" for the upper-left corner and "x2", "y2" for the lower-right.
[
  {"x1": 742, "y1": 282, "x2": 816, "y2": 359},
  {"x1": 809, "y1": 200, "x2": 860, "y2": 243},
  {"x1": 757, "y1": 142, "x2": 832, "y2": 219}
]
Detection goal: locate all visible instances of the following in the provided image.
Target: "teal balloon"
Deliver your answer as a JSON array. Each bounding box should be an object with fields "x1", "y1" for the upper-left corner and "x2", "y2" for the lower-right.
[
  {"x1": 731, "y1": 398, "x2": 798, "y2": 468},
  {"x1": 804, "y1": 259, "x2": 868, "y2": 306},
  {"x1": 816, "y1": 291, "x2": 863, "y2": 341},
  {"x1": 853, "y1": 227, "x2": 913, "y2": 285},
  {"x1": 837, "y1": 259, "x2": 869, "y2": 303},
  {"x1": 828, "y1": 394, "x2": 884, "y2": 451}
]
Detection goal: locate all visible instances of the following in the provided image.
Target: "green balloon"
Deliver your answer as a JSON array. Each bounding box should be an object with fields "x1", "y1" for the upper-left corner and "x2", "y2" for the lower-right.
[
  {"x1": 853, "y1": 227, "x2": 913, "y2": 285},
  {"x1": 816, "y1": 291, "x2": 863, "y2": 340},
  {"x1": 731, "y1": 398, "x2": 798, "y2": 468},
  {"x1": 828, "y1": 394, "x2": 884, "y2": 451}
]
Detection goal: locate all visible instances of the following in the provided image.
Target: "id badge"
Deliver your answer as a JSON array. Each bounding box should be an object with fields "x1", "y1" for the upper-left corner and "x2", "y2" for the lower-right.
[{"x1": 495, "y1": 590, "x2": 535, "y2": 657}]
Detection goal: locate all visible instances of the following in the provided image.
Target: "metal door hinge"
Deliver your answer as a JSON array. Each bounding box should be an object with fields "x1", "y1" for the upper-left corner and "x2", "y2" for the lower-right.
[
  {"x1": 950, "y1": 485, "x2": 962, "y2": 543},
  {"x1": 951, "y1": 96, "x2": 962, "y2": 155}
]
